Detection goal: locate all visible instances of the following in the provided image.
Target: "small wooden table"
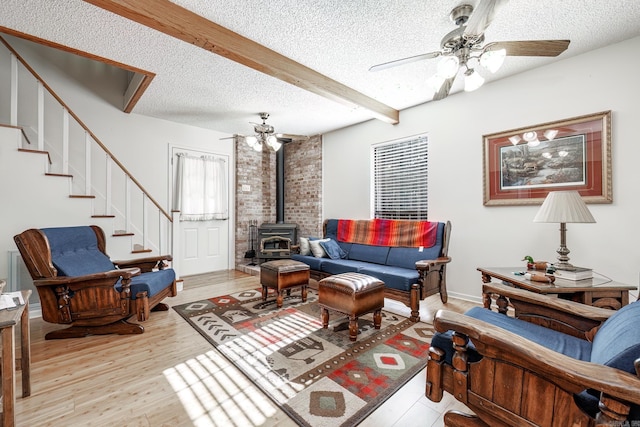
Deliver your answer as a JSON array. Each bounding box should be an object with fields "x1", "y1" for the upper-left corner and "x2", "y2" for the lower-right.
[
  {"x1": 478, "y1": 267, "x2": 636, "y2": 310},
  {"x1": 0, "y1": 287, "x2": 31, "y2": 427}
]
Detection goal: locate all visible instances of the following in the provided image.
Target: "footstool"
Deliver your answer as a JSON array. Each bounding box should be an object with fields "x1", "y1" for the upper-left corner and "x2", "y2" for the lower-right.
[
  {"x1": 260, "y1": 259, "x2": 310, "y2": 308},
  {"x1": 318, "y1": 272, "x2": 385, "y2": 341}
]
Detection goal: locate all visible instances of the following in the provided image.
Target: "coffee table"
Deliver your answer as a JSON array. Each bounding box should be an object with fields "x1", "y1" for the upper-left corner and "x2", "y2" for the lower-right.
[{"x1": 478, "y1": 267, "x2": 636, "y2": 310}]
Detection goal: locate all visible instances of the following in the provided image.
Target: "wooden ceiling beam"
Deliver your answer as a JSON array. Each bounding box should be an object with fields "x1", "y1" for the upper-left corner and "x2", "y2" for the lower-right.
[{"x1": 83, "y1": 0, "x2": 399, "y2": 125}]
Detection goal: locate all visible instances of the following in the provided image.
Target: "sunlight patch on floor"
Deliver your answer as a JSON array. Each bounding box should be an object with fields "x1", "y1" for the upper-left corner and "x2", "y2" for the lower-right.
[
  {"x1": 164, "y1": 350, "x2": 278, "y2": 426},
  {"x1": 163, "y1": 310, "x2": 324, "y2": 426}
]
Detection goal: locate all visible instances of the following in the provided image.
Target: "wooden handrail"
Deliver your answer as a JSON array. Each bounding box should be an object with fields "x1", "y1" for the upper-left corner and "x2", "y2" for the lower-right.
[{"x1": 0, "y1": 35, "x2": 172, "y2": 222}]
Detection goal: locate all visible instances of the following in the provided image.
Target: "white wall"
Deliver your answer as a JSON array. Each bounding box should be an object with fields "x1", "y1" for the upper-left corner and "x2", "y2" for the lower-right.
[
  {"x1": 0, "y1": 39, "x2": 235, "y2": 279},
  {"x1": 323, "y1": 36, "x2": 640, "y2": 302}
]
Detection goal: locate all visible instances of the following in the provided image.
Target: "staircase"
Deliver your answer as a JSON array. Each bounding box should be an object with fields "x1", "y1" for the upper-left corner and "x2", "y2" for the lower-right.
[{"x1": 0, "y1": 36, "x2": 173, "y2": 264}]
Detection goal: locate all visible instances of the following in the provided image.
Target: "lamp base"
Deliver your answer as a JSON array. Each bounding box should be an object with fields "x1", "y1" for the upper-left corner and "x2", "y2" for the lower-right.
[{"x1": 554, "y1": 261, "x2": 576, "y2": 271}]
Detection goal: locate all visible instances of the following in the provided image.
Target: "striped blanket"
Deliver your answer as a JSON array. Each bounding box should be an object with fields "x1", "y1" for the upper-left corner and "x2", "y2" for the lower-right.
[{"x1": 336, "y1": 219, "x2": 437, "y2": 248}]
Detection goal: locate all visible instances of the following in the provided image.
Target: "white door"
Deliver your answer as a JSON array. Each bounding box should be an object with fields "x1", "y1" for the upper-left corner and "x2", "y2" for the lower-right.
[{"x1": 171, "y1": 147, "x2": 230, "y2": 276}]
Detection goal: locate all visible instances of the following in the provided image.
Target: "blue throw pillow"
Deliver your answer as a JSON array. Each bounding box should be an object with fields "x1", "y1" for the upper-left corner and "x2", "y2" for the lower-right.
[{"x1": 319, "y1": 238, "x2": 347, "y2": 260}]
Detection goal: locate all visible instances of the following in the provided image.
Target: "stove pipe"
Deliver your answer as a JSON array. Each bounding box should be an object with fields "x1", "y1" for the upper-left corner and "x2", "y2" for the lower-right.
[{"x1": 276, "y1": 146, "x2": 284, "y2": 223}]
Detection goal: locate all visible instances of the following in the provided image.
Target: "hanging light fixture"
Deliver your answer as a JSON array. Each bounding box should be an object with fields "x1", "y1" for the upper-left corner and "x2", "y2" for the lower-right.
[
  {"x1": 464, "y1": 68, "x2": 484, "y2": 92},
  {"x1": 265, "y1": 135, "x2": 282, "y2": 151},
  {"x1": 479, "y1": 48, "x2": 506, "y2": 73},
  {"x1": 437, "y1": 55, "x2": 460, "y2": 79}
]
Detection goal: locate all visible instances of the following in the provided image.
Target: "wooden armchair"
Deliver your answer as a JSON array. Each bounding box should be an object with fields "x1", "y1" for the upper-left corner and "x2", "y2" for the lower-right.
[
  {"x1": 426, "y1": 282, "x2": 640, "y2": 426},
  {"x1": 14, "y1": 225, "x2": 177, "y2": 339}
]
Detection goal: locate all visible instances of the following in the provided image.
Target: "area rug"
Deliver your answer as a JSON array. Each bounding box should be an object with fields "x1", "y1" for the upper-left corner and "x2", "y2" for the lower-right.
[{"x1": 173, "y1": 288, "x2": 435, "y2": 426}]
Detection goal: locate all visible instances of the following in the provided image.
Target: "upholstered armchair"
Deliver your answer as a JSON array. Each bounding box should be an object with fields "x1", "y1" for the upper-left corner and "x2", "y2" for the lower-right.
[
  {"x1": 14, "y1": 225, "x2": 177, "y2": 339},
  {"x1": 426, "y1": 282, "x2": 640, "y2": 426}
]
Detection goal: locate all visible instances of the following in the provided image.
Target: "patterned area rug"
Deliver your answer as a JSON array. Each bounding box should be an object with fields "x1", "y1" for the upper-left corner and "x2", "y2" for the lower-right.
[{"x1": 173, "y1": 288, "x2": 434, "y2": 426}]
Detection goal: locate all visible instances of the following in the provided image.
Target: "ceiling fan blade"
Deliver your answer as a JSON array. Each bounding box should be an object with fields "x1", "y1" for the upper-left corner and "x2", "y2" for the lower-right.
[
  {"x1": 464, "y1": 0, "x2": 509, "y2": 39},
  {"x1": 433, "y1": 76, "x2": 455, "y2": 101},
  {"x1": 219, "y1": 134, "x2": 245, "y2": 140},
  {"x1": 484, "y1": 40, "x2": 570, "y2": 57},
  {"x1": 369, "y1": 51, "x2": 441, "y2": 72},
  {"x1": 276, "y1": 133, "x2": 310, "y2": 142}
]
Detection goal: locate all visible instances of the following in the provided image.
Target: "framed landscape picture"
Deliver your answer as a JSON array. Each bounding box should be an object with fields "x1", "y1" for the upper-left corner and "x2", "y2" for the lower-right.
[{"x1": 483, "y1": 111, "x2": 612, "y2": 206}]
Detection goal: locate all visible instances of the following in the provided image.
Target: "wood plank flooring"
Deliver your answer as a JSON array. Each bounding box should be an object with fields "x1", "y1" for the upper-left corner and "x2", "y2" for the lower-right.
[{"x1": 14, "y1": 270, "x2": 477, "y2": 426}]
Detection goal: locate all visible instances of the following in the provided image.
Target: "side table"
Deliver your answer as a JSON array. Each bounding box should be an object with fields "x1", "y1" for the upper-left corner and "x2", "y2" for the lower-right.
[
  {"x1": 0, "y1": 284, "x2": 31, "y2": 427},
  {"x1": 478, "y1": 267, "x2": 636, "y2": 310}
]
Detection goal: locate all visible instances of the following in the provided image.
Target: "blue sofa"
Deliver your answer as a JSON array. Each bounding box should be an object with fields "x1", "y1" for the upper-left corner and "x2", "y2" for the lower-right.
[
  {"x1": 292, "y1": 219, "x2": 451, "y2": 321},
  {"x1": 427, "y1": 282, "x2": 640, "y2": 425}
]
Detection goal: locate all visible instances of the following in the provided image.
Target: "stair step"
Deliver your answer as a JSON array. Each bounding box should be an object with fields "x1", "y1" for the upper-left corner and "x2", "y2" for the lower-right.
[
  {"x1": 132, "y1": 248, "x2": 152, "y2": 254},
  {"x1": 69, "y1": 195, "x2": 95, "y2": 199},
  {"x1": 91, "y1": 215, "x2": 116, "y2": 218},
  {"x1": 46, "y1": 173, "x2": 73, "y2": 178},
  {"x1": 18, "y1": 148, "x2": 51, "y2": 164}
]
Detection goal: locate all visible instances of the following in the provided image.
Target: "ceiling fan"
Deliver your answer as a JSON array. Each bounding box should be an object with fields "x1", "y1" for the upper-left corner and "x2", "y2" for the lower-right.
[
  {"x1": 226, "y1": 112, "x2": 309, "y2": 152},
  {"x1": 369, "y1": 0, "x2": 570, "y2": 101}
]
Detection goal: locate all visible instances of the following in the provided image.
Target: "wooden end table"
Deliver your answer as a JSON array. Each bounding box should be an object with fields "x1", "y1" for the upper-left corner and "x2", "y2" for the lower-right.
[
  {"x1": 0, "y1": 286, "x2": 31, "y2": 427},
  {"x1": 478, "y1": 267, "x2": 636, "y2": 310}
]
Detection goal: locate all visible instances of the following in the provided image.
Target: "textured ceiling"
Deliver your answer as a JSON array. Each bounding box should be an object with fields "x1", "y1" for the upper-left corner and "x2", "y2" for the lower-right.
[{"x1": 2, "y1": 0, "x2": 640, "y2": 137}]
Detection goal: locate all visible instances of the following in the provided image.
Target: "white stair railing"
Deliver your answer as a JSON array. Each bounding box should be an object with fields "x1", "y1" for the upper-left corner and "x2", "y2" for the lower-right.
[{"x1": 1, "y1": 36, "x2": 172, "y2": 258}]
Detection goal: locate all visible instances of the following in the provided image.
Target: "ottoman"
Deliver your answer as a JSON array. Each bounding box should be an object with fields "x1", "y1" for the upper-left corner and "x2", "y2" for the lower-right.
[
  {"x1": 318, "y1": 272, "x2": 385, "y2": 341},
  {"x1": 260, "y1": 259, "x2": 310, "y2": 308}
]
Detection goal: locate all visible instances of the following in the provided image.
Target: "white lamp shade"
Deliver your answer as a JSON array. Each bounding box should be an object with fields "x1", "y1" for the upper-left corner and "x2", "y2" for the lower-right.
[
  {"x1": 437, "y1": 56, "x2": 459, "y2": 78},
  {"x1": 245, "y1": 136, "x2": 258, "y2": 147},
  {"x1": 533, "y1": 191, "x2": 595, "y2": 223},
  {"x1": 480, "y1": 48, "x2": 506, "y2": 73},
  {"x1": 464, "y1": 70, "x2": 484, "y2": 92},
  {"x1": 266, "y1": 135, "x2": 282, "y2": 151}
]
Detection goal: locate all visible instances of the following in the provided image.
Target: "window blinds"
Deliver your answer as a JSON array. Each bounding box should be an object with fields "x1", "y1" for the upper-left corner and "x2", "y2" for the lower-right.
[{"x1": 373, "y1": 135, "x2": 428, "y2": 220}]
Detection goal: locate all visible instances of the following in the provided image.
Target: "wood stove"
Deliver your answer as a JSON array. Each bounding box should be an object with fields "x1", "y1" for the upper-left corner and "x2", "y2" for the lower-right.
[{"x1": 257, "y1": 223, "x2": 297, "y2": 263}]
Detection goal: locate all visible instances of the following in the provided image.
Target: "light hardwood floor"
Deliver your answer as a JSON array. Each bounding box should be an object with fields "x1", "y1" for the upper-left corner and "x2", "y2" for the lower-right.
[{"x1": 15, "y1": 271, "x2": 477, "y2": 426}]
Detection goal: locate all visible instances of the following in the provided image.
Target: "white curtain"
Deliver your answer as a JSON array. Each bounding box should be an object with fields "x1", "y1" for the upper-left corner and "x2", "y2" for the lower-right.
[{"x1": 174, "y1": 153, "x2": 228, "y2": 221}]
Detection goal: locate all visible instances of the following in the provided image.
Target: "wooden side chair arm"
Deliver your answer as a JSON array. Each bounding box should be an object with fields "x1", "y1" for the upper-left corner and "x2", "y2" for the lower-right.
[
  {"x1": 433, "y1": 309, "x2": 640, "y2": 406},
  {"x1": 113, "y1": 256, "x2": 172, "y2": 272},
  {"x1": 415, "y1": 256, "x2": 451, "y2": 272},
  {"x1": 483, "y1": 282, "x2": 614, "y2": 321},
  {"x1": 33, "y1": 267, "x2": 141, "y2": 287}
]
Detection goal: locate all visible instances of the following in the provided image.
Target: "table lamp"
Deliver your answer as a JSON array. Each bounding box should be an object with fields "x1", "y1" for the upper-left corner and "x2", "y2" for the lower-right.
[{"x1": 533, "y1": 190, "x2": 595, "y2": 271}]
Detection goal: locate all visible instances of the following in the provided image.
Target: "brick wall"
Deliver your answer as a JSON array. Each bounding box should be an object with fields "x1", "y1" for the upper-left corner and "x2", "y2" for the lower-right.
[
  {"x1": 284, "y1": 135, "x2": 323, "y2": 239},
  {"x1": 235, "y1": 135, "x2": 322, "y2": 266}
]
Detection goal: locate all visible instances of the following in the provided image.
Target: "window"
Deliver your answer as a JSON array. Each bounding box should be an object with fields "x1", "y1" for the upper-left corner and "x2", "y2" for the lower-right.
[
  {"x1": 372, "y1": 134, "x2": 428, "y2": 220},
  {"x1": 174, "y1": 153, "x2": 229, "y2": 221}
]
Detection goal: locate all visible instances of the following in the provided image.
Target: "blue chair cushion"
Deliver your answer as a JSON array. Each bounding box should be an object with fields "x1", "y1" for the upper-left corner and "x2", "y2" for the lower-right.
[
  {"x1": 325, "y1": 219, "x2": 339, "y2": 240},
  {"x1": 386, "y1": 222, "x2": 444, "y2": 269},
  {"x1": 433, "y1": 307, "x2": 593, "y2": 366},
  {"x1": 590, "y1": 301, "x2": 640, "y2": 374},
  {"x1": 42, "y1": 226, "x2": 115, "y2": 276},
  {"x1": 320, "y1": 259, "x2": 371, "y2": 275},
  {"x1": 358, "y1": 264, "x2": 419, "y2": 292},
  {"x1": 118, "y1": 269, "x2": 176, "y2": 300},
  {"x1": 291, "y1": 254, "x2": 326, "y2": 271},
  {"x1": 347, "y1": 243, "x2": 389, "y2": 264},
  {"x1": 573, "y1": 301, "x2": 640, "y2": 419}
]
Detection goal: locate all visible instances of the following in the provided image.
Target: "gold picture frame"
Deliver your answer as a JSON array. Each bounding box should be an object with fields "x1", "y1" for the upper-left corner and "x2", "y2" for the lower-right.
[{"x1": 483, "y1": 111, "x2": 612, "y2": 206}]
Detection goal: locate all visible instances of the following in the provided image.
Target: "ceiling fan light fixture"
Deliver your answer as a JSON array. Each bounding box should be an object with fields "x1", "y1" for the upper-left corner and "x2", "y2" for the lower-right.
[
  {"x1": 245, "y1": 135, "x2": 258, "y2": 148},
  {"x1": 252, "y1": 140, "x2": 263, "y2": 152},
  {"x1": 464, "y1": 69, "x2": 484, "y2": 92},
  {"x1": 266, "y1": 135, "x2": 282, "y2": 151},
  {"x1": 480, "y1": 48, "x2": 506, "y2": 73},
  {"x1": 437, "y1": 55, "x2": 460, "y2": 79}
]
